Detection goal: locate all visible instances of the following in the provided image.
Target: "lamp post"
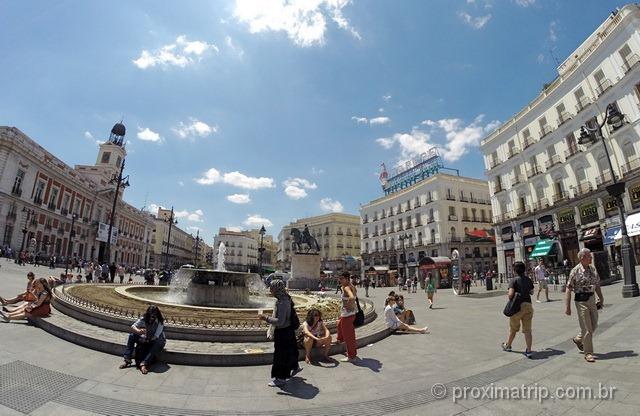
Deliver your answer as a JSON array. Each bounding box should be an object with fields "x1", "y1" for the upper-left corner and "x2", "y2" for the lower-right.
[
  {"x1": 17, "y1": 207, "x2": 36, "y2": 264},
  {"x1": 105, "y1": 159, "x2": 130, "y2": 264},
  {"x1": 398, "y1": 233, "x2": 411, "y2": 282},
  {"x1": 163, "y1": 207, "x2": 177, "y2": 270},
  {"x1": 64, "y1": 213, "x2": 78, "y2": 276},
  {"x1": 193, "y1": 229, "x2": 201, "y2": 268},
  {"x1": 578, "y1": 103, "x2": 639, "y2": 298},
  {"x1": 258, "y1": 225, "x2": 266, "y2": 277}
]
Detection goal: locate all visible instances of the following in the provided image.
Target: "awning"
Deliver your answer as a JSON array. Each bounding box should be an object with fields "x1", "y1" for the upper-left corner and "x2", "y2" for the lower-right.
[
  {"x1": 465, "y1": 229, "x2": 496, "y2": 242},
  {"x1": 579, "y1": 227, "x2": 602, "y2": 241},
  {"x1": 418, "y1": 256, "x2": 452, "y2": 270},
  {"x1": 528, "y1": 239, "x2": 554, "y2": 259},
  {"x1": 615, "y1": 212, "x2": 640, "y2": 239},
  {"x1": 372, "y1": 266, "x2": 389, "y2": 272},
  {"x1": 604, "y1": 226, "x2": 621, "y2": 246}
]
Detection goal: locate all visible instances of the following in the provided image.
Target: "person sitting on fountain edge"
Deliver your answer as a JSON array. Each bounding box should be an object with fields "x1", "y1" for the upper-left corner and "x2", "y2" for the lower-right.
[{"x1": 119, "y1": 305, "x2": 166, "y2": 374}]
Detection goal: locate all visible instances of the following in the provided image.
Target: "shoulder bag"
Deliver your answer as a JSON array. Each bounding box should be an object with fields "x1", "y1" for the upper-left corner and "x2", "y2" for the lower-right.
[
  {"x1": 353, "y1": 297, "x2": 365, "y2": 327},
  {"x1": 503, "y1": 277, "x2": 523, "y2": 317}
]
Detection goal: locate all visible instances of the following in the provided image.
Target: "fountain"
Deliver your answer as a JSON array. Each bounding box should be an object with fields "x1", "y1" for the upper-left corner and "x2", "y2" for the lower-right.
[{"x1": 216, "y1": 242, "x2": 226, "y2": 271}]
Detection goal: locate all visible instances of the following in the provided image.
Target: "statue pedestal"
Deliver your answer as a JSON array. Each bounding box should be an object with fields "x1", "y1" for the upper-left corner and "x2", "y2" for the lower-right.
[{"x1": 288, "y1": 253, "x2": 321, "y2": 290}]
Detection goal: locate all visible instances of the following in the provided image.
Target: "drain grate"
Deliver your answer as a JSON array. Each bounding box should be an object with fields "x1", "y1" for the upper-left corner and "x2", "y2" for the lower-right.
[{"x1": 0, "y1": 360, "x2": 85, "y2": 414}]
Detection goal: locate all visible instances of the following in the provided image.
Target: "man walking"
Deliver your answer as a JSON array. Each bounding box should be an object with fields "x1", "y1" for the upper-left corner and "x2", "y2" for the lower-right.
[
  {"x1": 363, "y1": 275, "x2": 370, "y2": 297},
  {"x1": 534, "y1": 259, "x2": 551, "y2": 302}
]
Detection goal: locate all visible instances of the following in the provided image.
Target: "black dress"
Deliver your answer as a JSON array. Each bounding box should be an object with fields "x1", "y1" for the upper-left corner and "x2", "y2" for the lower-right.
[{"x1": 270, "y1": 297, "x2": 299, "y2": 379}]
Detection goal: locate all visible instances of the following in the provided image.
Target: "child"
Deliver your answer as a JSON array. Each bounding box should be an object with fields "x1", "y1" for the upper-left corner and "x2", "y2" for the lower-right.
[{"x1": 384, "y1": 296, "x2": 429, "y2": 334}]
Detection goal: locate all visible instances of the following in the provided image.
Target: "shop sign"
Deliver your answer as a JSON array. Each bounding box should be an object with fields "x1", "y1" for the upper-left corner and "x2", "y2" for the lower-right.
[
  {"x1": 558, "y1": 209, "x2": 576, "y2": 230},
  {"x1": 631, "y1": 183, "x2": 640, "y2": 208},
  {"x1": 524, "y1": 236, "x2": 539, "y2": 246},
  {"x1": 538, "y1": 215, "x2": 556, "y2": 239},
  {"x1": 520, "y1": 221, "x2": 535, "y2": 237},
  {"x1": 579, "y1": 202, "x2": 599, "y2": 225},
  {"x1": 503, "y1": 242, "x2": 515, "y2": 250},
  {"x1": 604, "y1": 197, "x2": 619, "y2": 214},
  {"x1": 501, "y1": 226, "x2": 513, "y2": 242}
]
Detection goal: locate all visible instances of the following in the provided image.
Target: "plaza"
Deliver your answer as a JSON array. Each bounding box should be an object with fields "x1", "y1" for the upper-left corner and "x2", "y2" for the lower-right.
[{"x1": 1, "y1": 260, "x2": 639, "y2": 415}]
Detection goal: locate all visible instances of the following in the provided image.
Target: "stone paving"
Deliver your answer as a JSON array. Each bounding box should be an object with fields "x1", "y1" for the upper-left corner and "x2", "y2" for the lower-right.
[{"x1": 1, "y1": 258, "x2": 639, "y2": 415}]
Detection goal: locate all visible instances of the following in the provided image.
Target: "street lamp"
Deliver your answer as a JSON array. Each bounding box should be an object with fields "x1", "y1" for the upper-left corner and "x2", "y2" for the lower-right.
[
  {"x1": 258, "y1": 225, "x2": 266, "y2": 277},
  {"x1": 398, "y1": 233, "x2": 412, "y2": 282},
  {"x1": 105, "y1": 159, "x2": 130, "y2": 265},
  {"x1": 578, "y1": 103, "x2": 639, "y2": 298},
  {"x1": 64, "y1": 213, "x2": 78, "y2": 276},
  {"x1": 17, "y1": 207, "x2": 36, "y2": 264},
  {"x1": 193, "y1": 229, "x2": 201, "y2": 268},
  {"x1": 163, "y1": 207, "x2": 178, "y2": 270}
]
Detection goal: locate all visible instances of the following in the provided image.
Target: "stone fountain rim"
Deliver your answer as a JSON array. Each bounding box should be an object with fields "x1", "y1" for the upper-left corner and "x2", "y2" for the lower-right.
[{"x1": 115, "y1": 285, "x2": 315, "y2": 311}]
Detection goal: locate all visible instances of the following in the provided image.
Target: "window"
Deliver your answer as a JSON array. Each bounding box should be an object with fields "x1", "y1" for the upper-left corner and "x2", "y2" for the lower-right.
[
  {"x1": 116, "y1": 156, "x2": 122, "y2": 167},
  {"x1": 619, "y1": 44, "x2": 633, "y2": 66},
  {"x1": 74, "y1": 199, "x2": 81, "y2": 215},
  {"x1": 449, "y1": 206, "x2": 456, "y2": 216},
  {"x1": 522, "y1": 128, "x2": 531, "y2": 141},
  {"x1": 566, "y1": 132, "x2": 578, "y2": 154},
  {"x1": 34, "y1": 181, "x2": 45, "y2": 202},
  {"x1": 575, "y1": 166, "x2": 587, "y2": 183},
  {"x1": 547, "y1": 144, "x2": 556, "y2": 158},
  {"x1": 49, "y1": 188, "x2": 59, "y2": 207},
  {"x1": 12, "y1": 169, "x2": 25, "y2": 194},
  {"x1": 622, "y1": 140, "x2": 637, "y2": 163},
  {"x1": 101, "y1": 152, "x2": 111, "y2": 164},
  {"x1": 383, "y1": 240, "x2": 387, "y2": 250},
  {"x1": 430, "y1": 229, "x2": 436, "y2": 243},
  {"x1": 429, "y1": 208, "x2": 434, "y2": 221},
  {"x1": 538, "y1": 116, "x2": 549, "y2": 136},
  {"x1": 574, "y1": 87, "x2": 589, "y2": 111},
  {"x1": 450, "y1": 227, "x2": 456, "y2": 238},
  {"x1": 62, "y1": 195, "x2": 70, "y2": 211}
]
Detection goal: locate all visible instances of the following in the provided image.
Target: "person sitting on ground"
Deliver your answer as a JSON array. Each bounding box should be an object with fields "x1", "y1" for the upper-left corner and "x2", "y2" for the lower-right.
[
  {"x1": 302, "y1": 308, "x2": 331, "y2": 363},
  {"x1": 0, "y1": 271, "x2": 36, "y2": 310},
  {"x1": 75, "y1": 274, "x2": 83, "y2": 283},
  {"x1": 119, "y1": 305, "x2": 166, "y2": 374},
  {"x1": 1, "y1": 278, "x2": 52, "y2": 322},
  {"x1": 384, "y1": 296, "x2": 428, "y2": 334},
  {"x1": 394, "y1": 295, "x2": 416, "y2": 325}
]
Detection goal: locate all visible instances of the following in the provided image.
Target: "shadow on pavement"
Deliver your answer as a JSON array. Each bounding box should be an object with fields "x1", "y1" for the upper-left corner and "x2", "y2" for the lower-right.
[
  {"x1": 596, "y1": 350, "x2": 637, "y2": 360},
  {"x1": 351, "y1": 357, "x2": 382, "y2": 372},
  {"x1": 150, "y1": 362, "x2": 171, "y2": 373},
  {"x1": 277, "y1": 377, "x2": 319, "y2": 399},
  {"x1": 530, "y1": 348, "x2": 565, "y2": 360}
]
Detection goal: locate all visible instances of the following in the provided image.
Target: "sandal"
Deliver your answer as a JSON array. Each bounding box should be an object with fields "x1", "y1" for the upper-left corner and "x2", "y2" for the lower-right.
[
  {"x1": 501, "y1": 343, "x2": 512, "y2": 352},
  {"x1": 140, "y1": 365, "x2": 148, "y2": 374},
  {"x1": 584, "y1": 354, "x2": 596, "y2": 363},
  {"x1": 572, "y1": 337, "x2": 584, "y2": 352},
  {"x1": 118, "y1": 360, "x2": 131, "y2": 369}
]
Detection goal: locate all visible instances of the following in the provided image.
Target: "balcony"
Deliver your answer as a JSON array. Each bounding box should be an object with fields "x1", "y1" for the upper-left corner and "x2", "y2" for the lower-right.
[
  {"x1": 575, "y1": 96, "x2": 592, "y2": 113},
  {"x1": 545, "y1": 154, "x2": 563, "y2": 169},
  {"x1": 488, "y1": 158, "x2": 500, "y2": 170},
  {"x1": 564, "y1": 147, "x2": 582, "y2": 160},
  {"x1": 532, "y1": 198, "x2": 549, "y2": 212},
  {"x1": 427, "y1": 217, "x2": 435, "y2": 224},
  {"x1": 595, "y1": 79, "x2": 612, "y2": 96},
  {"x1": 47, "y1": 202, "x2": 56, "y2": 211},
  {"x1": 621, "y1": 158, "x2": 640, "y2": 177},
  {"x1": 526, "y1": 165, "x2": 543, "y2": 179},
  {"x1": 511, "y1": 175, "x2": 525, "y2": 187},
  {"x1": 552, "y1": 191, "x2": 569, "y2": 204},
  {"x1": 363, "y1": 233, "x2": 369, "y2": 238},
  {"x1": 595, "y1": 171, "x2": 615, "y2": 188},
  {"x1": 44, "y1": 223, "x2": 52, "y2": 230},
  {"x1": 372, "y1": 231, "x2": 378, "y2": 237},
  {"x1": 622, "y1": 53, "x2": 640, "y2": 74},
  {"x1": 10, "y1": 187, "x2": 22, "y2": 197},
  {"x1": 380, "y1": 229, "x2": 386, "y2": 235},
  {"x1": 462, "y1": 216, "x2": 472, "y2": 222},
  {"x1": 448, "y1": 215, "x2": 458, "y2": 221},
  {"x1": 29, "y1": 218, "x2": 38, "y2": 227},
  {"x1": 33, "y1": 196, "x2": 43, "y2": 205},
  {"x1": 506, "y1": 147, "x2": 520, "y2": 160},
  {"x1": 415, "y1": 220, "x2": 422, "y2": 226},
  {"x1": 61, "y1": 208, "x2": 68, "y2": 216},
  {"x1": 83, "y1": 217, "x2": 89, "y2": 223},
  {"x1": 557, "y1": 112, "x2": 572, "y2": 127},
  {"x1": 446, "y1": 195, "x2": 456, "y2": 201},
  {"x1": 515, "y1": 206, "x2": 529, "y2": 216},
  {"x1": 522, "y1": 136, "x2": 535, "y2": 149},
  {"x1": 539, "y1": 125, "x2": 552, "y2": 139},
  {"x1": 57, "y1": 228, "x2": 65, "y2": 235},
  {"x1": 573, "y1": 182, "x2": 593, "y2": 198},
  {"x1": 494, "y1": 183, "x2": 506, "y2": 194}
]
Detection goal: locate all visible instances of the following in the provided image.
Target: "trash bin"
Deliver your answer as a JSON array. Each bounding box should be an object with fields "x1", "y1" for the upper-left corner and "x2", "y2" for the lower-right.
[{"x1": 486, "y1": 276, "x2": 493, "y2": 291}]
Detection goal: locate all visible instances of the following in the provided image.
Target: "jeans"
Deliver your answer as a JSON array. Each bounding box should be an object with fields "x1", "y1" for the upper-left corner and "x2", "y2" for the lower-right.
[{"x1": 123, "y1": 333, "x2": 166, "y2": 366}]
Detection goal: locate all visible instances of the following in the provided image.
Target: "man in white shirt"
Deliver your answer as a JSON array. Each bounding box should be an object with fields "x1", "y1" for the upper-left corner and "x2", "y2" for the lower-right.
[{"x1": 534, "y1": 259, "x2": 551, "y2": 302}]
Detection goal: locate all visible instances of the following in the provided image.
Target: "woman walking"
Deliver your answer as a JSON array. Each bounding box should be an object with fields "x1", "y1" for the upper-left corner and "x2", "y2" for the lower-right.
[
  {"x1": 501, "y1": 261, "x2": 535, "y2": 358},
  {"x1": 337, "y1": 272, "x2": 359, "y2": 362},
  {"x1": 565, "y1": 248, "x2": 603, "y2": 363},
  {"x1": 426, "y1": 272, "x2": 437, "y2": 309},
  {"x1": 258, "y1": 279, "x2": 301, "y2": 387}
]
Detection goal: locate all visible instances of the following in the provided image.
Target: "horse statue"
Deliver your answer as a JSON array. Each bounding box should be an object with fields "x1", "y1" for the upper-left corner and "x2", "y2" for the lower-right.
[{"x1": 290, "y1": 228, "x2": 320, "y2": 253}]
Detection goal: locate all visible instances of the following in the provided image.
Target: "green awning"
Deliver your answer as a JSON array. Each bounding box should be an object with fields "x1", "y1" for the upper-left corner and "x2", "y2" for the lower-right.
[
  {"x1": 262, "y1": 267, "x2": 276, "y2": 273},
  {"x1": 528, "y1": 239, "x2": 554, "y2": 259}
]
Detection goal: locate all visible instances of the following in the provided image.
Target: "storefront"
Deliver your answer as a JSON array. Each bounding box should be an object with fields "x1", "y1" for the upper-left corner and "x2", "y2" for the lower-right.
[
  {"x1": 615, "y1": 211, "x2": 640, "y2": 259},
  {"x1": 579, "y1": 201, "x2": 603, "y2": 252},
  {"x1": 520, "y1": 220, "x2": 537, "y2": 267},
  {"x1": 418, "y1": 256, "x2": 452, "y2": 288},
  {"x1": 557, "y1": 208, "x2": 579, "y2": 266},
  {"x1": 501, "y1": 226, "x2": 515, "y2": 279}
]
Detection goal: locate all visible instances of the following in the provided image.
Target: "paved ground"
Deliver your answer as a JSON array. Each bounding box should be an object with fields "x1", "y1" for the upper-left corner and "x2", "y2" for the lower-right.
[{"x1": 1, "y1": 258, "x2": 639, "y2": 415}]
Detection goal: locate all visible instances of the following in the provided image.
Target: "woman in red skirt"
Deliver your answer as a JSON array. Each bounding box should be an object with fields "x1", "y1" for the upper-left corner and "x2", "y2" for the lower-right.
[{"x1": 1, "y1": 278, "x2": 52, "y2": 322}]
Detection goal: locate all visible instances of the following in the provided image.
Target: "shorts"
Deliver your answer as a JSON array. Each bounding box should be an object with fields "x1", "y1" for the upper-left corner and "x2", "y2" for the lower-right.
[
  {"x1": 538, "y1": 281, "x2": 548, "y2": 289},
  {"x1": 509, "y1": 302, "x2": 533, "y2": 333}
]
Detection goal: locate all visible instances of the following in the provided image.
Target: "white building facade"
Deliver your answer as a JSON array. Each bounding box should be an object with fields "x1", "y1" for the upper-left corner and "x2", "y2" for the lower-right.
[
  {"x1": 481, "y1": 5, "x2": 640, "y2": 279},
  {"x1": 213, "y1": 228, "x2": 258, "y2": 272},
  {"x1": 360, "y1": 171, "x2": 496, "y2": 284}
]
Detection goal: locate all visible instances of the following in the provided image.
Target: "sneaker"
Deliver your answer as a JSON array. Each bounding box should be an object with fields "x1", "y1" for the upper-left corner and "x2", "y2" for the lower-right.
[
  {"x1": 535, "y1": 300, "x2": 541, "y2": 303},
  {"x1": 546, "y1": 299, "x2": 552, "y2": 302},
  {"x1": 429, "y1": 304, "x2": 433, "y2": 309},
  {"x1": 339, "y1": 356, "x2": 359, "y2": 362},
  {"x1": 523, "y1": 350, "x2": 533, "y2": 359},
  {"x1": 268, "y1": 378, "x2": 286, "y2": 387},
  {"x1": 291, "y1": 366, "x2": 303, "y2": 377},
  {"x1": 501, "y1": 343, "x2": 512, "y2": 352}
]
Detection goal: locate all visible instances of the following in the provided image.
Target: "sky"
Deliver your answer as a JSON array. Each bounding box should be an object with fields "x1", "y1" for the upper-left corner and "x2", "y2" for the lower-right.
[{"x1": 0, "y1": 0, "x2": 627, "y2": 242}]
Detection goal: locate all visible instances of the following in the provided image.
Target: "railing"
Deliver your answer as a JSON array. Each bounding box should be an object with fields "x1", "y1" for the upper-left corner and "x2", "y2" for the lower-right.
[
  {"x1": 57, "y1": 228, "x2": 65, "y2": 235},
  {"x1": 522, "y1": 136, "x2": 535, "y2": 149},
  {"x1": 61, "y1": 208, "x2": 68, "y2": 216},
  {"x1": 34, "y1": 196, "x2": 43, "y2": 205},
  {"x1": 621, "y1": 158, "x2": 640, "y2": 177},
  {"x1": 462, "y1": 216, "x2": 472, "y2": 222},
  {"x1": 557, "y1": 112, "x2": 572, "y2": 126},
  {"x1": 459, "y1": 196, "x2": 469, "y2": 202},
  {"x1": 450, "y1": 237, "x2": 461, "y2": 243},
  {"x1": 527, "y1": 165, "x2": 543, "y2": 179},
  {"x1": 595, "y1": 171, "x2": 615, "y2": 187},
  {"x1": 516, "y1": 206, "x2": 529, "y2": 216},
  {"x1": 448, "y1": 215, "x2": 458, "y2": 221},
  {"x1": 595, "y1": 79, "x2": 612, "y2": 96},
  {"x1": 545, "y1": 154, "x2": 562, "y2": 169},
  {"x1": 427, "y1": 217, "x2": 435, "y2": 224},
  {"x1": 575, "y1": 96, "x2": 591, "y2": 113},
  {"x1": 511, "y1": 175, "x2": 524, "y2": 187},
  {"x1": 494, "y1": 183, "x2": 506, "y2": 194},
  {"x1": 10, "y1": 187, "x2": 22, "y2": 197},
  {"x1": 47, "y1": 202, "x2": 56, "y2": 210},
  {"x1": 488, "y1": 159, "x2": 500, "y2": 170},
  {"x1": 532, "y1": 198, "x2": 549, "y2": 212},
  {"x1": 552, "y1": 192, "x2": 568, "y2": 204},
  {"x1": 573, "y1": 182, "x2": 593, "y2": 198},
  {"x1": 622, "y1": 53, "x2": 640, "y2": 74},
  {"x1": 446, "y1": 195, "x2": 456, "y2": 201},
  {"x1": 82, "y1": 217, "x2": 89, "y2": 223},
  {"x1": 564, "y1": 147, "x2": 581, "y2": 159},
  {"x1": 539, "y1": 125, "x2": 552, "y2": 139},
  {"x1": 507, "y1": 147, "x2": 520, "y2": 159}
]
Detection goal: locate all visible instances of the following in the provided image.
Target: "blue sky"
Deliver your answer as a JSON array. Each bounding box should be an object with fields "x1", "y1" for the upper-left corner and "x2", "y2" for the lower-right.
[{"x1": 0, "y1": 0, "x2": 626, "y2": 240}]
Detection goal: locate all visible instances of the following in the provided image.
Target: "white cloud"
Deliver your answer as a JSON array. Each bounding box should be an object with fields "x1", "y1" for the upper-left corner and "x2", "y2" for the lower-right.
[
  {"x1": 232, "y1": 0, "x2": 359, "y2": 47},
  {"x1": 283, "y1": 177, "x2": 317, "y2": 200},
  {"x1": 369, "y1": 116, "x2": 390, "y2": 125},
  {"x1": 244, "y1": 214, "x2": 273, "y2": 228},
  {"x1": 351, "y1": 116, "x2": 368, "y2": 124},
  {"x1": 378, "y1": 107, "x2": 385, "y2": 113},
  {"x1": 133, "y1": 35, "x2": 219, "y2": 69},
  {"x1": 84, "y1": 131, "x2": 93, "y2": 140},
  {"x1": 514, "y1": 0, "x2": 535, "y2": 6},
  {"x1": 174, "y1": 208, "x2": 204, "y2": 222},
  {"x1": 225, "y1": 35, "x2": 245, "y2": 58},
  {"x1": 549, "y1": 20, "x2": 558, "y2": 43},
  {"x1": 311, "y1": 167, "x2": 325, "y2": 175},
  {"x1": 147, "y1": 203, "x2": 165, "y2": 216},
  {"x1": 178, "y1": 181, "x2": 185, "y2": 187},
  {"x1": 376, "y1": 129, "x2": 432, "y2": 159},
  {"x1": 537, "y1": 53, "x2": 545, "y2": 64},
  {"x1": 137, "y1": 127, "x2": 162, "y2": 142},
  {"x1": 227, "y1": 193, "x2": 251, "y2": 204},
  {"x1": 458, "y1": 11, "x2": 492, "y2": 29},
  {"x1": 195, "y1": 168, "x2": 275, "y2": 190},
  {"x1": 382, "y1": 95, "x2": 391, "y2": 101},
  {"x1": 226, "y1": 225, "x2": 243, "y2": 232},
  {"x1": 173, "y1": 118, "x2": 218, "y2": 139},
  {"x1": 320, "y1": 198, "x2": 344, "y2": 213}
]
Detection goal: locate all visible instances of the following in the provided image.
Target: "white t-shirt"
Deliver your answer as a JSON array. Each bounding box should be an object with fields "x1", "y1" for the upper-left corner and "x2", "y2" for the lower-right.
[
  {"x1": 384, "y1": 305, "x2": 401, "y2": 329},
  {"x1": 534, "y1": 265, "x2": 547, "y2": 282}
]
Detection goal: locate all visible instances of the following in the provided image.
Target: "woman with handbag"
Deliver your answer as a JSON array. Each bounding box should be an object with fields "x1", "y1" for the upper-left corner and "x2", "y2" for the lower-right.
[
  {"x1": 337, "y1": 272, "x2": 359, "y2": 362},
  {"x1": 501, "y1": 261, "x2": 535, "y2": 358},
  {"x1": 258, "y1": 279, "x2": 302, "y2": 387}
]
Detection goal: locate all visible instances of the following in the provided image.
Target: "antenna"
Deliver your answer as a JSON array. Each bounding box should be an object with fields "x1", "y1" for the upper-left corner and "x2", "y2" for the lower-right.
[
  {"x1": 549, "y1": 48, "x2": 560, "y2": 66},
  {"x1": 141, "y1": 192, "x2": 149, "y2": 212}
]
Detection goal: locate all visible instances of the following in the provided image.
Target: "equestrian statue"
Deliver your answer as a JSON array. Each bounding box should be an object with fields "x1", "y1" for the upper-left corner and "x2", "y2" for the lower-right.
[{"x1": 290, "y1": 225, "x2": 320, "y2": 253}]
